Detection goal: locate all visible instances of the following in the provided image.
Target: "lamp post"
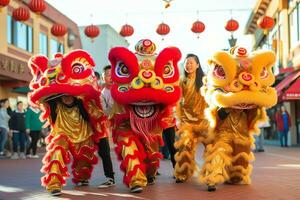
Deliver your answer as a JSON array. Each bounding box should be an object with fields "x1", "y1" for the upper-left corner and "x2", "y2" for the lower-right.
[{"x1": 228, "y1": 34, "x2": 237, "y2": 47}]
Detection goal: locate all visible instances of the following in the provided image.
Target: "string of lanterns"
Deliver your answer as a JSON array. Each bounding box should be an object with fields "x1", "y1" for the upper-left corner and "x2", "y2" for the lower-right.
[{"x1": 1, "y1": 0, "x2": 276, "y2": 43}]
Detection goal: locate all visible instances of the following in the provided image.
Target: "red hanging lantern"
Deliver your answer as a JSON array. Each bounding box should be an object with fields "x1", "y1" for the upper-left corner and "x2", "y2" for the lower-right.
[
  {"x1": 120, "y1": 24, "x2": 134, "y2": 37},
  {"x1": 51, "y1": 23, "x2": 67, "y2": 37},
  {"x1": 0, "y1": 0, "x2": 10, "y2": 11},
  {"x1": 225, "y1": 19, "x2": 239, "y2": 32},
  {"x1": 28, "y1": 0, "x2": 46, "y2": 15},
  {"x1": 84, "y1": 25, "x2": 100, "y2": 42},
  {"x1": 12, "y1": 7, "x2": 30, "y2": 22},
  {"x1": 156, "y1": 23, "x2": 170, "y2": 36},
  {"x1": 257, "y1": 16, "x2": 275, "y2": 34},
  {"x1": 191, "y1": 20, "x2": 205, "y2": 38}
]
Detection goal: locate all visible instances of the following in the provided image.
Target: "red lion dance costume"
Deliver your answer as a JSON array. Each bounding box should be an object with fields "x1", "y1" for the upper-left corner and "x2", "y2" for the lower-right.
[
  {"x1": 28, "y1": 50, "x2": 106, "y2": 195},
  {"x1": 108, "y1": 39, "x2": 181, "y2": 192}
]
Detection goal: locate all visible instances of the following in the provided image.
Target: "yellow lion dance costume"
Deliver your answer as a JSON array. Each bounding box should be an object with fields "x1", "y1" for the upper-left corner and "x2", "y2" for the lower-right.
[{"x1": 199, "y1": 47, "x2": 277, "y2": 191}]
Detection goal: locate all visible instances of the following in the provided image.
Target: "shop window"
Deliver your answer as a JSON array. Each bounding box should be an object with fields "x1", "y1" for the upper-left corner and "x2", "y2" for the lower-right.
[
  {"x1": 289, "y1": 7, "x2": 298, "y2": 49},
  {"x1": 7, "y1": 15, "x2": 12, "y2": 44},
  {"x1": 50, "y1": 39, "x2": 64, "y2": 59},
  {"x1": 7, "y1": 15, "x2": 33, "y2": 52},
  {"x1": 39, "y1": 33, "x2": 48, "y2": 56}
]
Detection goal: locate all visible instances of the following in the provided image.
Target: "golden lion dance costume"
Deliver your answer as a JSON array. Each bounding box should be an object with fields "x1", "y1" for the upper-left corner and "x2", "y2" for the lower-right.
[
  {"x1": 28, "y1": 50, "x2": 106, "y2": 194},
  {"x1": 199, "y1": 47, "x2": 277, "y2": 191},
  {"x1": 108, "y1": 39, "x2": 181, "y2": 192}
]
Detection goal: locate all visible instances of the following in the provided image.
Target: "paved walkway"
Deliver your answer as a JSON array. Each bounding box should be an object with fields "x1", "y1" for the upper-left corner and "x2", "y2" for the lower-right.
[{"x1": 0, "y1": 145, "x2": 299, "y2": 200}]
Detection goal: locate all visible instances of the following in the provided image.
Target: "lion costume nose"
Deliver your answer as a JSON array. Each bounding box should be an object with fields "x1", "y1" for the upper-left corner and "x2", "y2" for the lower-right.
[
  {"x1": 238, "y1": 72, "x2": 254, "y2": 86},
  {"x1": 131, "y1": 69, "x2": 163, "y2": 89}
]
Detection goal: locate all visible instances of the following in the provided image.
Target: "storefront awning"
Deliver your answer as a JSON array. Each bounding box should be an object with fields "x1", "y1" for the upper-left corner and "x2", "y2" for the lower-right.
[
  {"x1": 11, "y1": 86, "x2": 31, "y2": 94},
  {"x1": 275, "y1": 70, "x2": 300, "y2": 96},
  {"x1": 283, "y1": 77, "x2": 300, "y2": 100}
]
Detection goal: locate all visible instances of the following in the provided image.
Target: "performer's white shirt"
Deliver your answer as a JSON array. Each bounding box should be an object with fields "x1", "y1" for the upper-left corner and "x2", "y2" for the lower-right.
[{"x1": 101, "y1": 87, "x2": 114, "y2": 117}]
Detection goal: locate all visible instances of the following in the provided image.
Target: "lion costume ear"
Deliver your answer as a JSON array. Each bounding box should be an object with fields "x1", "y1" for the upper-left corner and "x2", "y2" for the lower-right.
[
  {"x1": 28, "y1": 55, "x2": 48, "y2": 76},
  {"x1": 207, "y1": 51, "x2": 237, "y2": 87},
  {"x1": 251, "y1": 50, "x2": 276, "y2": 87}
]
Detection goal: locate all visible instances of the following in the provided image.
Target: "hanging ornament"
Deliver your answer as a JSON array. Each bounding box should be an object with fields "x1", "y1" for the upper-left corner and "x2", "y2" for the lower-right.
[
  {"x1": 12, "y1": 6, "x2": 30, "y2": 22},
  {"x1": 84, "y1": 25, "x2": 100, "y2": 42},
  {"x1": 120, "y1": 24, "x2": 134, "y2": 37},
  {"x1": 51, "y1": 23, "x2": 67, "y2": 37},
  {"x1": 191, "y1": 20, "x2": 205, "y2": 38},
  {"x1": 162, "y1": 0, "x2": 174, "y2": 9},
  {"x1": 156, "y1": 23, "x2": 170, "y2": 40},
  {"x1": 225, "y1": 19, "x2": 239, "y2": 32},
  {"x1": 257, "y1": 16, "x2": 275, "y2": 35},
  {"x1": 0, "y1": 0, "x2": 10, "y2": 12},
  {"x1": 28, "y1": 0, "x2": 47, "y2": 15}
]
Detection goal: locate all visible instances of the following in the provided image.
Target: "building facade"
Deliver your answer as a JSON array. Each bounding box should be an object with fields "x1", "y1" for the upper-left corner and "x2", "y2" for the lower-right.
[
  {"x1": 245, "y1": 0, "x2": 300, "y2": 146},
  {"x1": 0, "y1": 0, "x2": 81, "y2": 108},
  {"x1": 79, "y1": 24, "x2": 129, "y2": 74}
]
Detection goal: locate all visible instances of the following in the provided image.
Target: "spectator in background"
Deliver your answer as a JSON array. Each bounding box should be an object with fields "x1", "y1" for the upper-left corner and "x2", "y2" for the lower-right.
[
  {"x1": 0, "y1": 99, "x2": 10, "y2": 156},
  {"x1": 275, "y1": 105, "x2": 291, "y2": 147},
  {"x1": 9, "y1": 101, "x2": 26, "y2": 159},
  {"x1": 97, "y1": 65, "x2": 115, "y2": 188},
  {"x1": 25, "y1": 105, "x2": 44, "y2": 158},
  {"x1": 95, "y1": 71, "x2": 103, "y2": 90}
]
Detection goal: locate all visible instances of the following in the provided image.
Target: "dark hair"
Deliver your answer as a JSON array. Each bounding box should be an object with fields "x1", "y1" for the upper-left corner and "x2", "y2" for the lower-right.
[
  {"x1": 184, "y1": 53, "x2": 204, "y2": 92},
  {"x1": 94, "y1": 71, "x2": 100, "y2": 79},
  {"x1": 103, "y1": 65, "x2": 111, "y2": 72},
  {"x1": 0, "y1": 98, "x2": 8, "y2": 107},
  {"x1": 17, "y1": 101, "x2": 23, "y2": 106}
]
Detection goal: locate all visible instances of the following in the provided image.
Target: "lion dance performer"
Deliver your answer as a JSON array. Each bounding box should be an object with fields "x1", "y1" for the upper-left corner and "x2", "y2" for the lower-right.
[
  {"x1": 28, "y1": 50, "x2": 107, "y2": 196},
  {"x1": 200, "y1": 47, "x2": 277, "y2": 191},
  {"x1": 108, "y1": 39, "x2": 181, "y2": 193},
  {"x1": 174, "y1": 54, "x2": 210, "y2": 183}
]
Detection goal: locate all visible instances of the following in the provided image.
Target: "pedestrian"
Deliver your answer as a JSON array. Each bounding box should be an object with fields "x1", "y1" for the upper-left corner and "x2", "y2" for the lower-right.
[
  {"x1": 25, "y1": 105, "x2": 44, "y2": 158},
  {"x1": 255, "y1": 121, "x2": 270, "y2": 152},
  {"x1": 9, "y1": 101, "x2": 26, "y2": 159},
  {"x1": 275, "y1": 105, "x2": 291, "y2": 147},
  {"x1": 0, "y1": 99, "x2": 10, "y2": 156},
  {"x1": 97, "y1": 65, "x2": 115, "y2": 188},
  {"x1": 174, "y1": 53, "x2": 209, "y2": 183}
]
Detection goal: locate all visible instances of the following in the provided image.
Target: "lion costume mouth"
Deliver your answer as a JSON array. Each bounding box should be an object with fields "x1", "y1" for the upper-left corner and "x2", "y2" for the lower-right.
[
  {"x1": 210, "y1": 88, "x2": 277, "y2": 109},
  {"x1": 131, "y1": 102, "x2": 158, "y2": 118}
]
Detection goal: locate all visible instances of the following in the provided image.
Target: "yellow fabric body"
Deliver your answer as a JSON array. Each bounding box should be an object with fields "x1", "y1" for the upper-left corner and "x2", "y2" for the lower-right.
[
  {"x1": 52, "y1": 103, "x2": 93, "y2": 143},
  {"x1": 200, "y1": 109, "x2": 256, "y2": 186}
]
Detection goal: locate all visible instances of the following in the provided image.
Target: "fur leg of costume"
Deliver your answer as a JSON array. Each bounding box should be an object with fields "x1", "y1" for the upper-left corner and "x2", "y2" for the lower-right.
[
  {"x1": 114, "y1": 129, "x2": 147, "y2": 188},
  {"x1": 174, "y1": 121, "x2": 209, "y2": 182},
  {"x1": 41, "y1": 135, "x2": 71, "y2": 192},
  {"x1": 199, "y1": 134, "x2": 233, "y2": 186},
  {"x1": 174, "y1": 125, "x2": 197, "y2": 182},
  {"x1": 70, "y1": 138, "x2": 98, "y2": 184}
]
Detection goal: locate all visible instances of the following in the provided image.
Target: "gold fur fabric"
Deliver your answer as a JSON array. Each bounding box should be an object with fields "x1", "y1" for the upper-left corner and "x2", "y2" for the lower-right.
[{"x1": 199, "y1": 47, "x2": 277, "y2": 189}]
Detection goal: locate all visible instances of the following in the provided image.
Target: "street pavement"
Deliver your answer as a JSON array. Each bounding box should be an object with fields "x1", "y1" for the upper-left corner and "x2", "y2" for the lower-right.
[{"x1": 0, "y1": 145, "x2": 300, "y2": 200}]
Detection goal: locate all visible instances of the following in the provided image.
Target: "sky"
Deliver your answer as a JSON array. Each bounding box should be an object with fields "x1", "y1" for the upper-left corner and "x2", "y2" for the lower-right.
[{"x1": 46, "y1": 0, "x2": 256, "y2": 71}]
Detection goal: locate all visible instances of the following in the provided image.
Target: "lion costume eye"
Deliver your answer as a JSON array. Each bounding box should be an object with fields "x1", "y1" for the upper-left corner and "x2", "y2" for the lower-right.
[
  {"x1": 260, "y1": 67, "x2": 269, "y2": 79},
  {"x1": 213, "y1": 64, "x2": 226, "y2": 79},
  {"x1": 116, "y1": 61, "x2": 130, "y2": 77},
  {"x1": 72, "y1": 62, "x2": 85, "y2": 74},
  {"x1": 163, "y1": 63, "x2": 174, "y2": 78}
]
